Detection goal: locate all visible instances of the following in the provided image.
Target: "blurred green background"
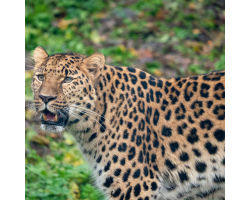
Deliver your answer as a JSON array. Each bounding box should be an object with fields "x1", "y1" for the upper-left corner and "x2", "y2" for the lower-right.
[{"x1": 25, "y1": 0, "x2": 225, "y2": 199}]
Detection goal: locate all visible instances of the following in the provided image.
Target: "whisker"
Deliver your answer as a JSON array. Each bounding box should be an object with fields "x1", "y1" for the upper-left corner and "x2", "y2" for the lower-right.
[
  {"x1": 25, "y1": 57, "x2": 35, "y2": 64},
  {"x1": 70, "y1": 105, "x2": 108, "y2": 122},
  {"x1": 70, "y1": 107, "x2": 104, "y2": 123},
  {"x1": 70, "y1": 108, "x2": 106, "y2": 132}
]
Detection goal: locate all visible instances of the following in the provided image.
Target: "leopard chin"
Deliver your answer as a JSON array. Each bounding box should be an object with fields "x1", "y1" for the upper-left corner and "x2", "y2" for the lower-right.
[{"x1": 41, "y1": 124, "x2": 65, "y2": 133}]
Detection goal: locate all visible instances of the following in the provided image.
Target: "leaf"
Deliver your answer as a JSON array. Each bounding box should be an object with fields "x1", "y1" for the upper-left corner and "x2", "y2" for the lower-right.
[
  {"x1": 63, "y1": 132, "x2": 76, "y2": 146},
  {"x1": 156, "y1": 9, "x2": 165, "y2": 20},
  {"x1": 189, "y1": 3, "x2": 196, "y2": 9},
  {"x1": 30, "y1": 135, "x2": 50, "y2": 145},
  {"x1": 57, "y1": 18, "x2": 78, "y2": 30},
  {"x1": 158, "y1": 34, "x2": 170, "y2": 43},
  {"x1": 63, "y1": 153, "x2": 74, "y2": 163},
  {"x1": 128, "y1": 48, "x2": 138, "y2": 57},
  {"x1": 154, "y1": 69, "x2": 163, "y2": 77},
  {"x1": 64, "y1": 138, "x2": 74, "y2": 145},
  {"x1": 46, "y1": 185, "x2": 62, "y2": 195},
  {"x1": 93, "y1": 12, "x2": 106, "y2": 19},
  {"x1": 73, "y1": 160, "x2": 84, "y2": 167},
  {"x1": 69, "y1": 182, "x2": 80, "y2": 200},
  {"x1": 25, "y1": 70, "x2": 34, "y2": 79},
  {"x1": 90, "y1": 30, "x2": 101, "y2": 44},
  {"x1": 25, "y1": 109, "x2": 35, "y2": 121},
  {"x1": 118, "y1": 44, "x2": 126, "y2": 53},
  {"x1": 192, "y1": 29, "x2": 201, "y2": 35},
  {"x1": 184, "y1": 40, "x2": 203, "y2": 53}
]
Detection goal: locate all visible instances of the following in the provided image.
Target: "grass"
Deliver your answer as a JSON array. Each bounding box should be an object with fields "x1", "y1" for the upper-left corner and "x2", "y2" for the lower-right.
[{"x1": 25, "y1": 128, "x2": 106, "y2": 200}]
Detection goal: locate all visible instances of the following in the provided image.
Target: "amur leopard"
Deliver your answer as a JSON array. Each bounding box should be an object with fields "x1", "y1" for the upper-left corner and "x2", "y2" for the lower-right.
[{"x1": 31, "y1": 47, "x2": 225, "y2": 200}]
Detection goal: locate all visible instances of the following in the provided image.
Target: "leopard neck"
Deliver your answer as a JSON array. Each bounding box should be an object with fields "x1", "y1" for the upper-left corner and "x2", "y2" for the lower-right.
[
  {"x1": 67, "y1": 65, "x2": 130, "y2": 162},
  {"x1": 67, "y1": 64, "x2": 176, "y2": 165}
]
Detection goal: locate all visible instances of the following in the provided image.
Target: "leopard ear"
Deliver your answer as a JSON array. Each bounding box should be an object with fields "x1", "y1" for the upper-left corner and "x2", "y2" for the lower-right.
[
  {"x1": 82, "y1": 53, "x2": 105, "y2": 80},
  {"x1": 33, "y1": 46, "x2": 48, "y2": 64}
]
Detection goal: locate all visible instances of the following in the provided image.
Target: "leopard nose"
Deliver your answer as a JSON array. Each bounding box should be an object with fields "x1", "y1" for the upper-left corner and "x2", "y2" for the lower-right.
[{"x1": 39, "y1": 95, "x2": 57, "y2": 104}]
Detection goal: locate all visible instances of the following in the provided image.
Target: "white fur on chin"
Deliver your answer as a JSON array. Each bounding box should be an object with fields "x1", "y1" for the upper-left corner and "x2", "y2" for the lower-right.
[{"x1": 41, "y1": 124, "x2": 65, "y2": 133}]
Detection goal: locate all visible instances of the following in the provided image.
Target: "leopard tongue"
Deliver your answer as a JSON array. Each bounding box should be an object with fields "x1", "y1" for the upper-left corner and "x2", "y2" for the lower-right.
[{"x1": 43, "y1": 112, "x2": 58, "y2": 121}]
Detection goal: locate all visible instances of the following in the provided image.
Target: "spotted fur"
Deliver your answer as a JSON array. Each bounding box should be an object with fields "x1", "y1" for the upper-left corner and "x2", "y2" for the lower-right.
[{"x1": 32, "y1": 47, "x2": 225, "y2": 200}]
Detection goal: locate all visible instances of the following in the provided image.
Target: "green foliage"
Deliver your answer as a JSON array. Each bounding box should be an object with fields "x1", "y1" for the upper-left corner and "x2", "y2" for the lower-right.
[
  {"x1": 188, "y1": 64, "x2": 208, "y2": 75},
  {"x1": 25, "y1": 0, "x2": 225, "y2": 73},
  {"x1": 145, "y1": 61, "x2": 161, "y2": 74},
  {"x1": 215, "y1": 55, "x2": 225, "y2": 70},
  {"x1": 25, "y1": 130, "x2": 106, "y2": 200},
  {"x1": 80, "y1": 184, "x2": 103, "y2": 200},
  {"x1": 99, "y1": 46, "x2": 135, "y2": 66},
  {"x1": 25, "y1": 74, "x2": 33, "y2": 99}
]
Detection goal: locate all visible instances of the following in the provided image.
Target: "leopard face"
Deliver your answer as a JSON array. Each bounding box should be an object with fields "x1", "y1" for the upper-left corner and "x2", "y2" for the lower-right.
[{"x1": 32, "y1": 47, "x2": 104, "y2": 132}]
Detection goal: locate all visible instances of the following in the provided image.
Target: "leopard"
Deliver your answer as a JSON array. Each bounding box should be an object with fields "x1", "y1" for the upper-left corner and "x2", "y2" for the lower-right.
[{"x1": 31, "y1": 46, "x2": 225, "y2": 200}]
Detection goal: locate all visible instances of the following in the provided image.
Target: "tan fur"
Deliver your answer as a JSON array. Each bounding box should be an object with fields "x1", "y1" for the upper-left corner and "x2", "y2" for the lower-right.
[{"x1": 33, "y1": 46, "x2": 48, "y2": 67}]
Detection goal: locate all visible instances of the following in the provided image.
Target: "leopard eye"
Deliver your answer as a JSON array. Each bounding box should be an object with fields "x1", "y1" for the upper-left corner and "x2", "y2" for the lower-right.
[
  {"x1": 63, "y1": 77, "x2": 73, "y2": 83},
  {"x1": 37, "y1": 75, "x2": 44, "y2": 81}
]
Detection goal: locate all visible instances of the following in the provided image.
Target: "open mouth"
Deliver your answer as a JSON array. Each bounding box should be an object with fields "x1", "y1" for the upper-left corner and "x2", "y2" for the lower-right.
[{"x1": 41, "y1": 109, "x2": 68, "y2": 127}]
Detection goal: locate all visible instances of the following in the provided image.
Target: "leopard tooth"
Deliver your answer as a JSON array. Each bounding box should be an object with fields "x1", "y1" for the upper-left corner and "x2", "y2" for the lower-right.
[
  {"x1": 43, "y1": 113, "x2": 47, "y2": 121},
  {"x1": 55, "y1": 114, "x2": 58, "y2": 122}
]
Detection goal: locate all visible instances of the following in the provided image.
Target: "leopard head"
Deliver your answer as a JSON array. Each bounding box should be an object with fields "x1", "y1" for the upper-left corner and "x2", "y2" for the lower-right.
[{"x1": 32, "y1": 47, "x2": 105, "y2": 132}]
